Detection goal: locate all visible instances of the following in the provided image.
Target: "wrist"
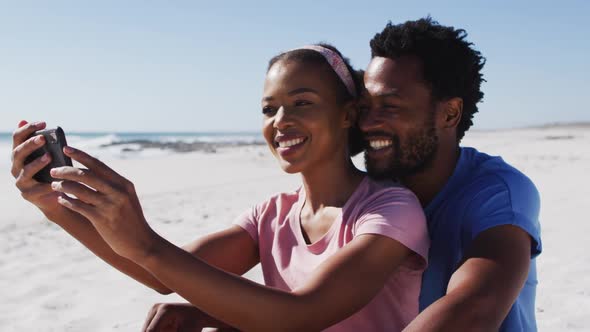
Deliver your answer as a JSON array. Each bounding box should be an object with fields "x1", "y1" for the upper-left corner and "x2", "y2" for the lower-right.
[{"x1": 134, "y1": 230, "x2": 166, "y2": 267}]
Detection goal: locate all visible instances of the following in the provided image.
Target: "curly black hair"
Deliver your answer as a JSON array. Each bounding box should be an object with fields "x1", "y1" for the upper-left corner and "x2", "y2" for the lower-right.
[
  {"x1": 267, "y1": 43, "x2": 365, "y2": 156},
  {"x1": 370, "y1": 17, "x2": 486, "y2": 141}
]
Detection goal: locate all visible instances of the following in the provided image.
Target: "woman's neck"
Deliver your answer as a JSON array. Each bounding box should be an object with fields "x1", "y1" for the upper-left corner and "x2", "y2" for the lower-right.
[{"x1": 300, "y1": 156, "x2": 364, "y2": 213}]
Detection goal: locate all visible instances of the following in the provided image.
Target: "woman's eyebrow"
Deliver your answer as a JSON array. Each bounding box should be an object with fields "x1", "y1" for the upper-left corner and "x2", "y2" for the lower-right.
[
  {"x1": 288, "y1": 87, "x2": 319, "y2": 96},
  {"x1": 262, "y1": 87, "x2": 319, "y2": 102}
]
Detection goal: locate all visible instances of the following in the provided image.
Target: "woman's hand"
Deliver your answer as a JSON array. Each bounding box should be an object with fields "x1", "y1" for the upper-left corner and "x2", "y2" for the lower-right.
[
  {"x1": 142, "y1": 302, "x2": 238, "y2": 332},
  {"x1": 50, "y1": 146, "x2": 159, "y2": 262},
  {"x1": 142, "y1": 303, "x2": 205, "y2": 332},
  {"x1": 11, "y1": 120, "x2": 68, "y2": 217}
]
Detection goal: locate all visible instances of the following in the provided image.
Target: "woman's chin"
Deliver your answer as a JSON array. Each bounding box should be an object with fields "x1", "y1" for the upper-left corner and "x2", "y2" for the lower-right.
[{"x1": 278, "y1": 160, "x2": 304, "y2": 174}]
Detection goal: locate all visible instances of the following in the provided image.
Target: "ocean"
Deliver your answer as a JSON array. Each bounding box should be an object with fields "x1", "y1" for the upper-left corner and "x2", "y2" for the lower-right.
[{"x1": 0, "y1": 131, "x2": 265, "y2": 166}]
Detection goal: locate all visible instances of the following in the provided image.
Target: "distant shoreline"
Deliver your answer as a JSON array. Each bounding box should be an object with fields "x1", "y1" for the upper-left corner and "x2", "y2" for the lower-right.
[
  {"x1": 0, "y1": 131, "x2": 266, "y2": 156},
  {"x1": 524, "y1": 121, "x2": 590, "y2": 129},
  {"x1": 470, "y1": 121, "x2": 590, "y2": 132}
]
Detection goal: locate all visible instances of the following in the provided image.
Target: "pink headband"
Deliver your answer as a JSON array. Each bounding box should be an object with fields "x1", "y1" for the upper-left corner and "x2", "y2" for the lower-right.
[{"x1": 295, "y1": 45, "x2": 357, "y2": 98}]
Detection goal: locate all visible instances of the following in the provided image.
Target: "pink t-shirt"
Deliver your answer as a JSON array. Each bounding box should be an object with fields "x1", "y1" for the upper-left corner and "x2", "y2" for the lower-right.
[{"x1": 235, "y1": 176, "x2": 429, "y2": 331}]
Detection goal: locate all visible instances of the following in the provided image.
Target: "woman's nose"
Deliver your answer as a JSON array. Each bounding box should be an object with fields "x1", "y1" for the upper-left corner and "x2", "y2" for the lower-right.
[{"x1": 273, "y1": 106, "x2": 292, "y2": 129}]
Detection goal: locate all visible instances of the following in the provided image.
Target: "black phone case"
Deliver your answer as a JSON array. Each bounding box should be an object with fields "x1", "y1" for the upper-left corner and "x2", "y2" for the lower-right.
[{"x1": 24, "y1": 127, "x2": 73, "y2": 183}]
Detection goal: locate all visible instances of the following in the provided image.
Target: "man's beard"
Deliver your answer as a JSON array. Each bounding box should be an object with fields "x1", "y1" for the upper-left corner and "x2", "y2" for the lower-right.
[{"x1": 365, "y1": 122, "x2": 438, "y2": 181}]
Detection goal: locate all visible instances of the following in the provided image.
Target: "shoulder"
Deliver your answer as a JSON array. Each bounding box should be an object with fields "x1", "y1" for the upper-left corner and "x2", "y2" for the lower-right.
[
  {"x1": 361, "y1": 177, "x2": 422, "y2": 210},
  {"x1": 234, "y1": 188, "x2": 301, "y2": 242},
  {"x1": 460, "y1": 148, "x2": 540, "y2": 215},
  {"x1": 352, "y1": 177, "x2": 429, "y2": 268},
  {"x1": 236, "y1": 188, "x2": 301, "y2": 225},
  {"x1": 352, "y1": 177, "x2": 426, "y2": 234},
  {"x1": 457, "y1": 148, "x2": 542, "y2": 255},
  {"x1": 251, "y1": 188, "x2": 301, "y2": 215}
]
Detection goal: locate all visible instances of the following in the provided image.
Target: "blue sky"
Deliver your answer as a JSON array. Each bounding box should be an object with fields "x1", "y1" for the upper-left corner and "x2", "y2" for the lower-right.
[{"x1": 1, "y1": 1, "x2": 588, "y2": 132}]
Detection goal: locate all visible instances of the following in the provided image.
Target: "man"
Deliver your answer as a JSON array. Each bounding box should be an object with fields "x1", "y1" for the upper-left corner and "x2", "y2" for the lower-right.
[{"x1": 360, "y1": 17, "x2": 541, "y2": 331}]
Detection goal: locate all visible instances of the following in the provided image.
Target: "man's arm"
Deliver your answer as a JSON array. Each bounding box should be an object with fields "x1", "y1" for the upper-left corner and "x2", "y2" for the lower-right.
[{"x1": 404, "y1": 225, "x2": 532, "y2": 331}]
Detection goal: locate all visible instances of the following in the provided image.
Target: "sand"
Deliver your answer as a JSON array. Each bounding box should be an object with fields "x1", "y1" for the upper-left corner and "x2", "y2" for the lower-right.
[{"x1": 1, "y1": 126, "x2": 588, "y2": 331}]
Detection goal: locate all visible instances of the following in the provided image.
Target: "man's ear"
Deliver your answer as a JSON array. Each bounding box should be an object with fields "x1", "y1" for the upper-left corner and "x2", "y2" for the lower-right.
[
  {"x1": 440, "y1": 97, "x2": 463, "y2": 129},
  {"x1": 342, "y1": 101, "x2": 358, "y2": 129}
]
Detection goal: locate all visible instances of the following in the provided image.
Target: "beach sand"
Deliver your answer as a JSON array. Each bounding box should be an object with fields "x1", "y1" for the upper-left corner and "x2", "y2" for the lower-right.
[{"x1": 1, "y1": 126, "x2": 588, "y2": 331}]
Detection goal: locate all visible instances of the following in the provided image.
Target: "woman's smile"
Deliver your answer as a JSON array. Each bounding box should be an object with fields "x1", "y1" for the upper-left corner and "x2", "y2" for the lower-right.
[{"x1": 275, "y1": 135, "x2": 308, "y2": 157}]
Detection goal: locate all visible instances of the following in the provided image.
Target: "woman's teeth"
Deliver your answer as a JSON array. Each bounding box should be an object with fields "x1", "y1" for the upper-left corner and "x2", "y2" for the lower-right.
[
  {"x1": 278, "y1": 138, "x2": 305, "y2": 148},
  {"x1": 369, "y1": 139, "x2": 392, "y2": 150}
]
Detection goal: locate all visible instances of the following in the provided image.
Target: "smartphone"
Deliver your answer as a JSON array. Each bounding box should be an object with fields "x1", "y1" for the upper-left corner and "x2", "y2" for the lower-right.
[{"x1": 25, "y1": 127, "x2": 73, "y2": 183}]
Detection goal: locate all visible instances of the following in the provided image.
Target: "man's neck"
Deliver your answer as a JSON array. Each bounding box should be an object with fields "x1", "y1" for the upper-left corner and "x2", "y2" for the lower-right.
[{"x1": 401, "y1": 144, "x2": 460, "y2": 207}]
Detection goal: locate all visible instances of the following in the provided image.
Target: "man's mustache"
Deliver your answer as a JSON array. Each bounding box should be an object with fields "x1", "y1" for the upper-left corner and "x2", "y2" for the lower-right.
[{"x1": 362, "y1": 131, "x2": 394, "y2": 140}]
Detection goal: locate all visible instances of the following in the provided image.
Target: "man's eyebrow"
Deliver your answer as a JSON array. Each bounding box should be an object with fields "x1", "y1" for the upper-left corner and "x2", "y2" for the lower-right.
[{"x1": 376, "y1": 90, "x2": 402, "y2": 98}]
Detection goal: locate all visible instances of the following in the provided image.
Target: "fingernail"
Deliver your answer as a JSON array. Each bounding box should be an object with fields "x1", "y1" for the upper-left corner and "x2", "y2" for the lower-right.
[
  {"x1": 51, "y1": 181, "x2": 59, "y2": 190},
  {"x1": 18, "y1": 120, "x2": 28, "y2": 128},
  {"x1": 64, "y1": 146, "x2": 74, "y2": 154},
  {"x1": 41, "y1": 153, "x2": 50, "y2": 162},
  {"x1": 34, "y1": 136, "x2": 44, "y2": 144},
  {"x1": 32, "y1": 121, "x2": 45, "y2": 127},
  {"x1": 50, "y1": 168, "x2": 57, "y2": 176}
]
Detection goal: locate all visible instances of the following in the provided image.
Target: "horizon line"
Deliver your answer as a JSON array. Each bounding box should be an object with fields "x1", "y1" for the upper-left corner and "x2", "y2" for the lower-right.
[{"x1": 1, "y1": 121, "x2": 590, "y2": 135}]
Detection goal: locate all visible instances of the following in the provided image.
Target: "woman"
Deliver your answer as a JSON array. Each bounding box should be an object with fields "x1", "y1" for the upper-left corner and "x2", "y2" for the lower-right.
[{"x1": 11, "y1": 44, "x2": 428, "y2": 331}]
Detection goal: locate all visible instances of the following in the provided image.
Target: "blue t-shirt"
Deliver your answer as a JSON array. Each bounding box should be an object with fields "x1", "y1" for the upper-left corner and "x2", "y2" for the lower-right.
[{"x1": 419, "y1": 147, "x2": 542, "y2": 331}]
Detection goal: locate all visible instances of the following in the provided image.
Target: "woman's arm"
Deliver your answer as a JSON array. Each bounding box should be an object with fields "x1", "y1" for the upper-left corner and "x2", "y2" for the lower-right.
[
  {"x1": 51, "y1": 146, "x2": 413, "y2": 331},
  {"x1": 139, "y1": 233, "x2": 410, "y2": 332},
  {"x1": 45, "y1": 212, "x2": 258, "y2": 295},
  {"x1": 45, "y1": 208, "x2": 172, "y2": 293},
  {"x1": 141, "y1": 302, "x2": 239, "y2": 331},
  {"x1": 180, "y1": 225, "x2": 260, "y2": 280},
  {"x1": 10, "y1": 121, "x2": 168, "y2": 292},
  {"x1": 11, "y1": 123, "x2": 259, "y2": 294}
]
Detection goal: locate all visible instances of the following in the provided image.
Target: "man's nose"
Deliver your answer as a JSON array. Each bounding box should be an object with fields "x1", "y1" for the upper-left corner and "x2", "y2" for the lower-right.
[{"x1": 359, "y1": 108, "x2": 383, "y2": 133}]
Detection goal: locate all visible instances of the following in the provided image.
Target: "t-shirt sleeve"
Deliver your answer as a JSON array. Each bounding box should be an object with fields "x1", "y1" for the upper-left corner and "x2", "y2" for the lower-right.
[
  {"x1": 233, "y1": 206, "x2": 260, "y2": 244},
  {"x1": 464, "y1": 173, "x2": 542, "y2": 258},
  {"x1": 354, "y1": 187, "x2": 429, "y2": 270}
]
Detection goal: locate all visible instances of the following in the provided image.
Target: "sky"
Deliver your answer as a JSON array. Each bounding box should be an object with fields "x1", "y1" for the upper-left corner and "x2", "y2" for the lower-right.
[{"x1": 1, "y1": 0, "x2": 588, "y2": 133}]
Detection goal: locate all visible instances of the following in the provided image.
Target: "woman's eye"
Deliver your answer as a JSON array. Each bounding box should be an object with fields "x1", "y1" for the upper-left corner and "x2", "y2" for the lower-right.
[{"x1": 262, "y1": 106, "x2": 276, "y2": 115}]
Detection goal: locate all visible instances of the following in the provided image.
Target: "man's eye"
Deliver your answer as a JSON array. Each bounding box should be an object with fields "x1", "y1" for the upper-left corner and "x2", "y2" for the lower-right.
[
  {"x1": 294, "y1": 100, "x2": 311, "y2": 107},
  {"x1": 383, "y1": 105, "x2": 400, "y2": 111}
]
